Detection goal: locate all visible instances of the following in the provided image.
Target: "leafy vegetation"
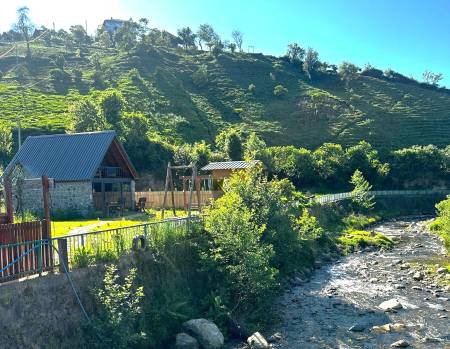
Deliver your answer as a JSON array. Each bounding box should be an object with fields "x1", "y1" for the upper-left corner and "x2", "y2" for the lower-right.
[
  {"x1": 338, "y1": 229, "x2": 393, "y2": 254},
  {"x1": 429, "y1": 196, "x2": 450, "y2": 253},
  {"x1": 2, "y1": 15, "x2": 450, "y2": 183}
]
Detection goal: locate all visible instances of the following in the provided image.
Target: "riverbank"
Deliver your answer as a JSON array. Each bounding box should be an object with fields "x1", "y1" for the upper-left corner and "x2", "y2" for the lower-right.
[{"x1": 235, "y1": 218, "x2": 450, "y2": 348}]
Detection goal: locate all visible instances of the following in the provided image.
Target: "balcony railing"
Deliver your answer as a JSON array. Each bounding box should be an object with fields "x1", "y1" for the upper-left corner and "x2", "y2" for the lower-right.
[{"x1": 95, "y1": 166, "x2": 126, "y2": 178}]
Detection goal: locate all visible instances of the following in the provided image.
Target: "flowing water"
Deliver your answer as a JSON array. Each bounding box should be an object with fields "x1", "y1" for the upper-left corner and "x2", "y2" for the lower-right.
[{"x1": 272, "y1": 219, "x2": 450, "y2": 348}]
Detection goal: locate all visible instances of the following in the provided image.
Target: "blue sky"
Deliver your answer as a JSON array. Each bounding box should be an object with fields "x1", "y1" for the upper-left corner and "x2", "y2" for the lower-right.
[{"x1": 2, "y1": 0, "x2": 450, "y2": 86}]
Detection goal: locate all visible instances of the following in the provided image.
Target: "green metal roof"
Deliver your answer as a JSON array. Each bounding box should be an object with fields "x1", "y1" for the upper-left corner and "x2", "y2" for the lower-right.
[{"x1": 5, "y1": 131, "x2": 132, "y2": 181}]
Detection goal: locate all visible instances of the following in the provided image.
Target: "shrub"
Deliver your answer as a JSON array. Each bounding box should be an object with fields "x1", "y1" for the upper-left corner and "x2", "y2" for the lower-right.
[
  {"x1": 192, "y1": 64, "x2": 208, "y2": 86},
  {"x1": 49, "y1": 68, "x2": 72, "y2": 92},
  {"x1": 73, "y1": 247, "x2": 95, "y2": 268},
  {"x1": 203, "y1": 191, "x2": 278, "y2": 307},
  {"x1": 273, "y1": 84, "x2": 288, "y2": 97},
  {"x1": 73, "y1": 69, "x2": 83, "y2": 84},
  {"x1": 89, "y1": 265, "x2": 146, "y2": 348}
]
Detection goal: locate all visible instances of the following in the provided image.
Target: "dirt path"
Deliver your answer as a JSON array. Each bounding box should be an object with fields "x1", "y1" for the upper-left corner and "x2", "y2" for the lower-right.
[
  {"x1": 66, "y1": 221, "x2": 111, "y2": 236},
  {"x1": 272, "y1": 219, "x2": 450, "y2": 348}
]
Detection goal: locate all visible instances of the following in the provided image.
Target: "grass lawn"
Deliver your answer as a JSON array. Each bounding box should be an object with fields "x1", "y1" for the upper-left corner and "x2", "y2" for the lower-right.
[{"x1": 50, "y1": 209, "x2": 190, "y2": 238}]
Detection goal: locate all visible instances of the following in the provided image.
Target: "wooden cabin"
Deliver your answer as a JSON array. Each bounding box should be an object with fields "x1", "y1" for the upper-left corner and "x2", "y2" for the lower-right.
[
  {"x1": 200, "y1": 160, "x2": 262, "y2": 190},
  {"x1": 4, "y1": 131, "x2": 137, "y2": 216}
]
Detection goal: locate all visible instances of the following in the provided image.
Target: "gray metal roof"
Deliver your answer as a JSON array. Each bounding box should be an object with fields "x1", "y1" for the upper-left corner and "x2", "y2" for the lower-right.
[
  {"x1": 201, "y1": 160, "x2": 261, "y2": 171},
  {"x1": 5, "y1": 131, "x2": 121, "y2": 181}
]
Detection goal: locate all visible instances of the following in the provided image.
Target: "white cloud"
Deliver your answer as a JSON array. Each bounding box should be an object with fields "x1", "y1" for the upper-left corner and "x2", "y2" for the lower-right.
[{"x1": 0, "y1": 0, "x2": 130, "y2": 33}]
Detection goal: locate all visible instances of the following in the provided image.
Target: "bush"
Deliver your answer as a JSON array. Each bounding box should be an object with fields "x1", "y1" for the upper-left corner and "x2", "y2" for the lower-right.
[
  {"x1": 49, "y1": 68, "x2": 72, "y2": 92},
  {"x1": 88, "y1": 265, "x2": 146, "y2": 348},
  {"x1": 430, "y1": 197, "x2": 450, "y2": 253},
  {"x1": 203, "y1": 192, "x2": 278, "y2": 307},
  {"x1": 273, "y1": 84, "x2": 288, "y2": 97},
  {"x1": 338, "y1": 229, "x2": 393, "y2": 253},
  {"x1": 73, "y1": 69, "x2": 83, "y2": 84},
  {"x1": 192, "y1": 64, "x2": 208, "y2": 87}
]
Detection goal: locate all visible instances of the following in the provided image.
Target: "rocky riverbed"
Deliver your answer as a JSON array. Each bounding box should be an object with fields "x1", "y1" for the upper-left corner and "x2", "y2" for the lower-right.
[{"x1": 269, "y1": 219, "x2": 450, "y2": 348}]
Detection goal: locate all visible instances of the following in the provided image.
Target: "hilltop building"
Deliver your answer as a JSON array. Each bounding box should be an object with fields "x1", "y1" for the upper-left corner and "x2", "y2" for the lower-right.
[{"x1": 102, "y1": 18, "x2": 125, "y2": 34}]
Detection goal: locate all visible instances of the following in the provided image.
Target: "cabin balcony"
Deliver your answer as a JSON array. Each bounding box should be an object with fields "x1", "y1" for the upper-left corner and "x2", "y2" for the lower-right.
[{"x1": 95, "y1": 166, "x2": 127, "y2": 178}]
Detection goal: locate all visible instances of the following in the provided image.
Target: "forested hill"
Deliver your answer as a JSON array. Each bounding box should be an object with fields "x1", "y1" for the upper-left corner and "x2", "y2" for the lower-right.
[{"x1": 1, "y1": 38, "x2": 450, "y2": 156}]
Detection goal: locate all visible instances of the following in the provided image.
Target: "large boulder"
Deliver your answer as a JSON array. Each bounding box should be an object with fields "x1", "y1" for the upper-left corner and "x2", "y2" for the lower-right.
[
  {"x1": 247, "y1": 332, "x2": 269, "y2": 348},
  {"x1": 176, "y1": 333, "x2": 199, "y2": 349},
  {"x1": 182, "y1": 319, "x2": 224, "y2": 349},
  {"x1": 378, "y1": 299, "x2": 403, "y2": 311}
]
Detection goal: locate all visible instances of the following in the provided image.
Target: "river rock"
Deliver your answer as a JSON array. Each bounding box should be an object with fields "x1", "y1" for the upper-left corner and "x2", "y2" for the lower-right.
[
  {"x1": 371, "y1": 324, "x2": 391, "y2": 334},
  {"x1": 247, "y1": 332, "x2": 269, "y2": 349},
  {"x1": 400, "y1": 263, "x2": 410, "y2": 270},
  {"x1": 437, "y1": 267, "x2": 448, "y2": 274},
  {"x1": 390, "y1": 339, "x2": 410, "y2": 347},
  {"x1": 182, "y1": 319, "x2": 224, "y2": 349},
  {"x1": 413, "y1": 272, "x2": 424, "y2": 281},
  {"x1": 378, "y1": 299, "x2": 403, "y2": 311},
  {"x1": 391, "y1": 323, "x2": 407, "y2": 332},
  {"x1": 175, "y1": 333, "x2": 199, "y2": 349}
]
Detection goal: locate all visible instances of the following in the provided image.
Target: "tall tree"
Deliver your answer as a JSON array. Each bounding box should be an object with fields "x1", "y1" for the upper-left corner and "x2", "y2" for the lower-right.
[
  {"x1": 303, "y1": 48, "x2": 320, "y2": 80},
  {"x1": 177, "y1": 27, "x2": 196, "y2": 50},
  {"x1": 69, "y1": 99, "x2": 108, "y2": 132},
  {"x1": 98, "y1": 90, "x2": 124, "y2": 125},
  {"x1": 216, "y1": 128, "x2": 243, "y2": 160},
  {"x1": 338, "y1": 61, "x2": 359, "y2": 89},
  {"x1": 115, "y1": 20, "x2": 139, "y2": 50},
  {"x1": 14, "y1": 6, "x2": 34, "y2": 58},
  {"x1": 350, "y1": 169, "x2": 375, "y2": 210},
  {"x1": 0, "y1": 122, "x2": 13, "y2": 164},
  {"x1": 197, "y1": 24, "x2": 217, "y2": 51},
  {"x1": 231, "y1": 30, "x2": 244, "y2": 52},
  {"x1": 423, "y1": 70, "x2": 443, "y2": 86},
  {"x1": 286, "y1": 43, "x2": 305, "y2": 63},
  {"x1": 69, "y1": 25, "x2": 89, "y2": 51}
]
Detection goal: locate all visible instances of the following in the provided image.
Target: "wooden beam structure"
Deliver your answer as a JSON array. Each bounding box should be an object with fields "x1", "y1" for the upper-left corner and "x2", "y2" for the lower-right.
[{"x1": 161, "y1": 163, "x2": 202, "y2": 219}]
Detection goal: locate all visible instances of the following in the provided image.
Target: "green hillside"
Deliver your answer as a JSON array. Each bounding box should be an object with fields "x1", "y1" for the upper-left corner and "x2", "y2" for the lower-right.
[{"x1": 1, "y1": 41, "x2": 450, "y2": 151}]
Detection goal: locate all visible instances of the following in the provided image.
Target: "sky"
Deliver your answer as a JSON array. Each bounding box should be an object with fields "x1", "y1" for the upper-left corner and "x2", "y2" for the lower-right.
[{"x1": 1, "y1": 0, "x2": 450, "y2": 87}]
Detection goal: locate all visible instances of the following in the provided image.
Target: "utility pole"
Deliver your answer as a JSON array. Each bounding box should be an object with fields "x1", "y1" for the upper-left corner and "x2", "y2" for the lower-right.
[
  {"x1": 85, "y1": 20, "x2": 88, "y2": 33},
  {"x1": 52, "y1": 22, "x2": 55, "y2": 31},
  {"x1": 17, "y1": 115, "x2": 22, "y2": 148}
]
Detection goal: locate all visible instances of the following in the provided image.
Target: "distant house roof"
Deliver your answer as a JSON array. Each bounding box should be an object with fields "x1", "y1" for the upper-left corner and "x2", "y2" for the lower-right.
[
  {"x1": 4, "y1": 131, "x2": 137, "y2": 181},
  {"x1": 201, "y1": 160, "x2": 261, "y2": 171}
]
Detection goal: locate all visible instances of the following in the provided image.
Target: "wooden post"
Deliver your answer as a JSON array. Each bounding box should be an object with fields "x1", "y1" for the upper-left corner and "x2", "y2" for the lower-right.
[
  {"x1": 41, "y1": 176, "x2": 51, "y2": 239},
  {"x1": 101, "y1": 181, "x2": 106, "y2": 216},
  {"x1": 194, "y1": 165, "x2": 202, "y2": 212},
  {"x1": 4, "y1": 177, "x2": 14, "y2": 224},
  {"x1": 182, "y1": 178, "x2": 187, "y2": 212},
  {"x1": 57, "y1": 238, "x2": 69, "y2": 273},
  {"x1": 161, "y1": 162, "x2": 171, "y2": 219},
  {"x1": 42, "y1": 175, "x2": 53, "y2": 269},
  {"x1": 188, "y1": 164, "x2": 195, "y2": 218},
  {"x1": 169, "y1": 168, "x2": 176, "y2": 217}
]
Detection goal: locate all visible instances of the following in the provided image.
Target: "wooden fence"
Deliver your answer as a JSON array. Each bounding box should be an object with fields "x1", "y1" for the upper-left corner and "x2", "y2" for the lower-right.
[
  {"x1": 0, "y1": 220, "x2": 52, "y2": 281},
  {"x1": 135, "y1": 190, "x2": 223, "y2": 209}
]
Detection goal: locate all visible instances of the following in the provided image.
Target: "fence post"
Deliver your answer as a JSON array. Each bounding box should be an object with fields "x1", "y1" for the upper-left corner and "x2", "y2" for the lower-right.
[{"x1": 57, "y1": 238, "x2": 69, "y2": 273}]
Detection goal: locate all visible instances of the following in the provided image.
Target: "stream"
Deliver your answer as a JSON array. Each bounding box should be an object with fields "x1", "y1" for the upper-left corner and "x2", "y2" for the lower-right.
[{"x1": 271, "y1": 219, "x2": 450, "y2": 348}]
